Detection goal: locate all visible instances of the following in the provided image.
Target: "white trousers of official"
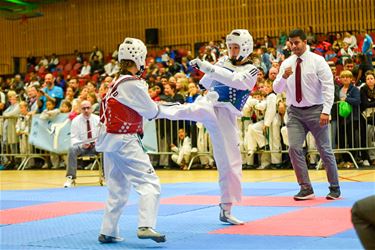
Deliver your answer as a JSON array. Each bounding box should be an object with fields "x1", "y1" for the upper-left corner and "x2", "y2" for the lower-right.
[
  {"x1": 159, "y1": 96, "x2": 242, "y2": 203},
  {"x1": 99, "y1": 135, "x2": 161, "y2": 238}
]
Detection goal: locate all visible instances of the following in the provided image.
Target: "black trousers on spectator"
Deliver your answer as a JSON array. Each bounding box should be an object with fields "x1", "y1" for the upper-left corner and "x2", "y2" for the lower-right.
[
  {"x1": 360, "y1": 116, "x2": 375, "y2": 162},
  {"x1": 351, "y1": 195, "x2": 375, "y2": 250}
]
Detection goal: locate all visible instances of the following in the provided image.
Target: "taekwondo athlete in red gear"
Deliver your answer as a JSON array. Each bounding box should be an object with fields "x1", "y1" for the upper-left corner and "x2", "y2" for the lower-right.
[
  {"x1": 158, "y1": 29, "x2": 258, "y2": 225},
  {"x1": 96, "y1": 37, "x2": 166, "y2": 244}
]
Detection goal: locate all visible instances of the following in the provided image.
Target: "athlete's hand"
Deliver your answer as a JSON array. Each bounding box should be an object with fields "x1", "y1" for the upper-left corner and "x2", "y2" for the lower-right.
[
  {"x1": 189, "y1": 58, "x2": 214, "y2": 74},
  {"x1": 189, "y1": 58, "x2": 203, "y2": 70}
]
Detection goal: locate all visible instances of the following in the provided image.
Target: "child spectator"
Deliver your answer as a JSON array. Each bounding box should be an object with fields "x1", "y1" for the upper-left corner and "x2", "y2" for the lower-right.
[
  {"x1": 170, "y1": 128, "x2": 192, "y2": 170},
  {"x1": 16, "y1": 101, "x2": 33, "y2": 169}
]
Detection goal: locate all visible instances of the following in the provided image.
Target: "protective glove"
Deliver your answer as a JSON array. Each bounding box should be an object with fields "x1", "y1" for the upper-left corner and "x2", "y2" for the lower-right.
[{"x1": 189, "y1": 58, "x2": 215, "y2": 74}]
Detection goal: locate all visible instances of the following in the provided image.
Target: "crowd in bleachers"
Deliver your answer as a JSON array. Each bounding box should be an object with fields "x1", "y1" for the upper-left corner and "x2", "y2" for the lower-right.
[{"x1": 0, "y1": 27, "x2": 374, "y2": 170}]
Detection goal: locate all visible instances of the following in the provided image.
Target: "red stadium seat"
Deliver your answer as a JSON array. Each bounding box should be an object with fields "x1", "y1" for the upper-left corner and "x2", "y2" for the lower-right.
[
  {"x1": 64, "y1": 63, "x2": 72, "y2": 72},
  {"x1": 73, "y1": 63, "x2": 82, "y2": 71}
]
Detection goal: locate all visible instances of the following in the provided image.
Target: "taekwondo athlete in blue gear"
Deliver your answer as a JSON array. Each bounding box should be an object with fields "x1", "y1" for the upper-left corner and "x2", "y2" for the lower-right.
[{"x1": 158, "y1": 29, "x2": 258, "y2": 225}]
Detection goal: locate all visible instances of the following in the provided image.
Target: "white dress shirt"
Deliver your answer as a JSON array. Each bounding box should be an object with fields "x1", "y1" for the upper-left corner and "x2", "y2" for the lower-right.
[
  {"x1": 273, "y1": 50, "x2": 334, "y2": 115},
  {"x1": 70, "y1": 113, "x2": 100, "y2": 146}
]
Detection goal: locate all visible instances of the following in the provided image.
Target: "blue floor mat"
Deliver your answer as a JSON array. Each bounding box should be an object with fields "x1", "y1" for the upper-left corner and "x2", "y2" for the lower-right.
[{"x1": 0, "y1": 181, "x2": 372, "y2": 250}]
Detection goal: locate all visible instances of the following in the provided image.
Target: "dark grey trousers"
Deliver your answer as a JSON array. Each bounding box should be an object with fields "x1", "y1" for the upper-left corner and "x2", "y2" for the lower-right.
[
  {"x1": 287, "y1": 105, "x2": 339, "y2": 190},
  {"x1": 66, "y1": 145, "x2": 97, "y2": 179}
]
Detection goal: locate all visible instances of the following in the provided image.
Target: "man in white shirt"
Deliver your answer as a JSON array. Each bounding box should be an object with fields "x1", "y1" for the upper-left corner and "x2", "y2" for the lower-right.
[
  {"x1": 103, "y1": 59, "x2": 120, "y2": 77},
  {"x1": 273, "y1": 29, "x2": 340, "y2": 201},
  {"x1": 64, "y1": 100, "x2": 100, "y2": 187},
  {"x1": 79, "y1": 61, "x2": 91, "y2": 78}
]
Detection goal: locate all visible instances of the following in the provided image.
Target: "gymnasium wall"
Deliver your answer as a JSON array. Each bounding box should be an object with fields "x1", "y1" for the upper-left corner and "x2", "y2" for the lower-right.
[{"x1": 0, "y1": 0, "x2": 374, "y2": 74}]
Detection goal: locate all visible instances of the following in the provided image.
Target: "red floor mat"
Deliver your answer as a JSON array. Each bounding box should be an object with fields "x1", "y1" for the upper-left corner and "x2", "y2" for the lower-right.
[
  {"x1": 210, "y1": 207, "x2": 352, "y2": 237},
  {"x1": 161, "y1": 195, "x2": 332, "y2": 207},
  {"x1": 0, "y1": 201, "x2": 105, "y2": 224}
]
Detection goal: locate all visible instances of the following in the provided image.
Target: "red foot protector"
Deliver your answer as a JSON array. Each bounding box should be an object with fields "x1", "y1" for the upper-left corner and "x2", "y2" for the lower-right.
[
  {"x1": 161, "y1": 195, "x2": 332, "y2": 207},
  {"x1": 210, "y1": 207, "x2": 352, "y2": 237},
  {"x1": 0, "y1": 201, "x2": 105, "y2": 224}
]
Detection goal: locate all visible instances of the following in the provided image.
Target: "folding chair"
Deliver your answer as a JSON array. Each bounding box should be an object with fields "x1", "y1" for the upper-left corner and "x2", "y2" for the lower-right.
[{"x1": 76, "y1": 153, "x2": 104, "y2": 186}]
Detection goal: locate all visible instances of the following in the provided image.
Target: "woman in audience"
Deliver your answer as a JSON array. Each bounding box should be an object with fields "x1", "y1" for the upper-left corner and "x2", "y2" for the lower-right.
[
  {"x1": 360, "y1": 70, "x2": 375, "y2": 166},
  {"x1": 2, "y1": 91, "x2": 20, "y2": 168},
  {"x1": 87, "y1": 92, "x2": 99, "y2": 115},
  {"x1": 336, "y1": 70, "x2": 361, "y2": 168}
]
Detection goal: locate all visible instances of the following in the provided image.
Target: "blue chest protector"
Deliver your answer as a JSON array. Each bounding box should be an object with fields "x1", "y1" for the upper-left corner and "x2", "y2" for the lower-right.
[
  {"x1": 212, "y1": 82, "x2": 250, "y2": 111},
  {"x1": 210, "y1": 63, "x2": 251, "y2": 111}
]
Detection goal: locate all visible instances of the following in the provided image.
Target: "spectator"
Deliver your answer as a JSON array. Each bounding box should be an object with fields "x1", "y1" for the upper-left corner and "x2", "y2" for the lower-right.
[
  {"x1": 160, "y1": 82, "x2": 185, "y2": 104},
  {"x1": 332, "y1": 33, "x2": 344, "y2": 53},
  {"x1": 246, "y1": 80, "x2": 278, "y2": 169},
  {"x1": 306, "y1": 26, "x2": 317, "y2": 45},
  {"x1": 36, "y1": 55, "x2": 48, "y2": 71},
  {"x1": 149, "y1": 86, "x2": 161, "y2": 101},
  {"x1": 356, "y1": 53, "x2": 374, "y2": 85},
  {"x1": 64, "y1": 100, "x2": 100, "y2": 187},
  {"x1": 16, "y1": 101, "x2": 32, "y2": 169},
  {"x1": 39, "y1": 99, "x2": 60, "y2": 121},
  {"x1": 67, "y1": 77, "x2": 80, "y2": 98},
  {"x1": 74, "y1": 49, "x2": 84, "y2": 63},
  {"x1": 343, "y1": 31, "x2": 358, "y2": 49},
  {"x1": 111, "y1": 43, "x2": 120, "y2": 60},
  {"x1": 176, "y1": 77, "x2": 189, "y2": 98},
  {"x1": 170, "y1": 128, "x2": 192, "y2": 170},
  {"x1": 2, "y1": 91, "x2": 20, "y2": 168},
  {"x1": 267, "y1": 67, "x2": 279, "y2": 81},
  {"x1": 282, "y1": 40, "x2": 293, "y2": 59},
  {"x1": 48, "y1": 53, "x2": 59, "y2": 71},
  {"x1": 13, "y1": 74, "x2": 25, "y2": 97},
  {"x1": 89, "y1": 46, "x2": 103, "y2": 64},
  {"x1": 79, "y1": 61, "x2": 91, "y2": 78},
  {"x1": 263, "y1": 35, "x2": 274, "y2": 48},
  {"x1": 335, "y1": 70, "x2": 361, "y2": 168},
  {"x1": 181, "y1": 57, "x2": 193, "y2": 75},
  {"x1": 87, "y1": 92, "x2": 99, "y2": 115},
  {"x1": 26, "y1": 52, "x2": 37, "y2": 70},
  {"x1": 360, "y1": 29, "x2": 374, "y2": 66},
  {"x1": 55, "y1": 74, "x2": 66, "y2": 91},
  {"x1": 41, "y1": 73, "x2": 64, "y2": 109},
  {"x1": 359, "y1": 70, "x2": 375, "y2": 166},
  {"x1": 90, "y1": 55, "x2": 104, "y2": 75},
  {"x1": 343, "y1": 58, "x2": 356, "y2": 72},
  {"x1": 202, "y1": 46, "x2": 217, "y2": 63},
  {"x1": 25, "y1": 85, "x2": 38, "y2": 115},
  {"x1": 103, "y1": 59, "x2": 119, "y2": 77},
  {"x1": 339, "y1": 42, "x2": 356, "y2": 65},
  {"x1": 0, "y1": 87, "x2": 5, "y2": 115},
  {"x1": 166, "y1": 58, "x2": 181, "y2": 75}
]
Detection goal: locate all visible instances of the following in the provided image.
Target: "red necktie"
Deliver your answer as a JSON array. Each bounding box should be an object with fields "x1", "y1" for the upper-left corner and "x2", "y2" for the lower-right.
[
  {"x1": 296, "y1": 57, "x2": 302, "y2": 103},
  {"x1": 87, "y1": 120, "x2": 92, "y2": 139}
]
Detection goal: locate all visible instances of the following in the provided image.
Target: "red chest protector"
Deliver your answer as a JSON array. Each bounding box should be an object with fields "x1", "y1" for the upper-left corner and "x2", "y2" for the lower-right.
[{"x1": 100, "y1": 77, "x2": 143, "y2": 134}]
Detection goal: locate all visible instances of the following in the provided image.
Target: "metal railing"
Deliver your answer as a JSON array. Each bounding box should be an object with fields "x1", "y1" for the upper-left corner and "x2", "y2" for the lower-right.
[{"x1": 1, "y1": 102, "x2": 375, "y2": 171}]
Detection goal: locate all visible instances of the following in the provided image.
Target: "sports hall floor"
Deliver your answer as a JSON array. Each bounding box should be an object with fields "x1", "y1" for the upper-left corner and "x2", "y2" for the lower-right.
[{"x1": 1, "y1": 168, "x2": 374, "y2": 250}]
